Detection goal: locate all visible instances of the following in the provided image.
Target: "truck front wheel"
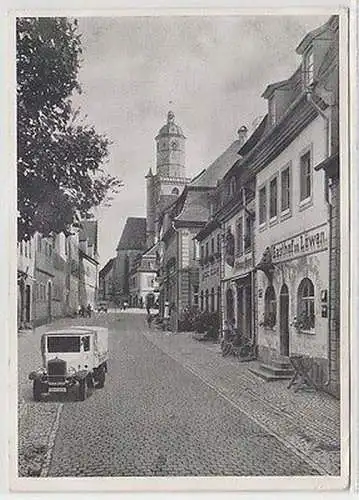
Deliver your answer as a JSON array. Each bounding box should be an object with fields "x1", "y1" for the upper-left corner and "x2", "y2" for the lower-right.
[
  {"x1": 96, "y1": 367, "x2": 106, "y2": 389},
  {"x1": 78, "y1": 378, "x2": 88, "y2": 401},
  {"x1": 33, "y1": 380, "x2": 42, "y2": 401}
]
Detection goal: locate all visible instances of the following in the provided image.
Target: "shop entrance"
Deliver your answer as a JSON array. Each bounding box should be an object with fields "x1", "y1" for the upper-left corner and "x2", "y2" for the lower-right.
[{"x1": 279, "y1": 284, "x2": 289, "y2": 356}]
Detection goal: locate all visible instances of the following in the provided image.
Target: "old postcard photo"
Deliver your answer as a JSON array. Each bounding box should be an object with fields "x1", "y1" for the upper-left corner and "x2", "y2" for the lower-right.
[{"x1": 10, "y1": 7, "x2": 350, "y2": 492}]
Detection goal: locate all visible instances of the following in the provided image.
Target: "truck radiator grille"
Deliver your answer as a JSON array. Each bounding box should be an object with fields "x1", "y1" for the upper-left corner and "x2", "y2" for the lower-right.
[{"x1": 47, "y1": 358, "x2": 66, "y2": 382}]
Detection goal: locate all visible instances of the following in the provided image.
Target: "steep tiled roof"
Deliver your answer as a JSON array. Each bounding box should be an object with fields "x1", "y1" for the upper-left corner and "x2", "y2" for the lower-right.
[
  {"x1": 174, "y1": 189, "x2": 210, "y2": 224},
  {"x1": 117, "y1": 217, "x2": 147, "y2": 251},
  {"x1": 99, "y1": 258, "x2": 114, "y2": 278},
  {"x1": 190, "y1": 139, "x2": 243, "y2": 188}
]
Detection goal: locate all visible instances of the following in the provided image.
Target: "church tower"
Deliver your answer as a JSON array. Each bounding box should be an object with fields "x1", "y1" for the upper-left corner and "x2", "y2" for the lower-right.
[
  {"x1": 146, "y1": 111, "x2": 190, "y2": 248},
  {"x1": 155, "y1": 110, "x2": 186, "y2": 179}
]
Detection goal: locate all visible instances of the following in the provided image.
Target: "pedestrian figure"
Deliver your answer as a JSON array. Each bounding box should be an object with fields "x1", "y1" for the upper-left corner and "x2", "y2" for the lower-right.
[
  {"x1": 77, "y1": 305, "x2": 82, "y2": 317},
  {"x1": 87, "y1": 303, "x2": 92, "y2": 318},
  {"x1": 163, "y1": 301, "x2": 170, "y2": 331},
  {"x1": 146, "y1": 312, "x2": 153, "y2": 328},
  {"x1": 80, "y1": 305, "x2": 86, "y2": 318}
]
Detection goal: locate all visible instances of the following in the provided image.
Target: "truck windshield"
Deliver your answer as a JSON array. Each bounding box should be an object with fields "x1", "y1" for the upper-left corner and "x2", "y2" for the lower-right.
[{"x1": 47, "y1": 336, "x2": 81, "y2": 353}]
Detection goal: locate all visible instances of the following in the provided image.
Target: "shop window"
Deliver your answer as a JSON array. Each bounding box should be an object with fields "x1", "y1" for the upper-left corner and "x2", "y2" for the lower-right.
[
  {"x1": 297, "y1": 278, "x2": 315, "y2": 330},
  {"x1": 236, "y1": 217, "x2": 243, "y2": 256},
  {"x1": 259, "y1": 186, "x2": 267, "y2": 225},
  {"x1": 300, "y1": 150, "x2": 312, "y2": 202},
  {"x1": 264, "y1": 286, "x2": 277, "y2": 327},
  {"x1": 269, "y1": 177, "x2": 278, "y2": 219},
  {"x1": 281, "y1": 165, "x2": 291, "y2": 212}
]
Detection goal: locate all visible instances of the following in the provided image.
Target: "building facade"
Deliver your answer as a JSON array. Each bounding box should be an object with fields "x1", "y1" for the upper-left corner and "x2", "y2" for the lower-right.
[
  {"x1": 78, "y1": 220, "x2": 100, "y2": 309},
  {"x1": 244, "y1": 16, "x2": 339, "y2": 390},
  {"x1": 17, "y1": 237, "x2": 35, "y2": 327},
  {"x1": 112, "y1": 217, "x2": 147, "y2": 306},
  {"x1": 129, "y1": 245, "x2": 159, "y2": 308},
  {"x1": 98, "y1": 258, "x2": 115, "y2": 303}
]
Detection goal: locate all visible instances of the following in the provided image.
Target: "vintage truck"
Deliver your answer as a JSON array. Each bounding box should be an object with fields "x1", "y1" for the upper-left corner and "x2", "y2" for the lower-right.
[{"x1": 29, "y1": 326, "x2": 109, "y2": 401}]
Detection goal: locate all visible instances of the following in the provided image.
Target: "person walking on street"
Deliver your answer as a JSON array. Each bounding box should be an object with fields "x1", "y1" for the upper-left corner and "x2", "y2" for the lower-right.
[{"x1": 87, "y1": 303, "x2": 92, "y2": 318}]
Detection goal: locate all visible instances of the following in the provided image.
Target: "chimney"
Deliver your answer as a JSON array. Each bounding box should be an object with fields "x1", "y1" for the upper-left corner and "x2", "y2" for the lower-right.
[{"x1": 237, "y1": 125, "x2": 248, "y2": 147}]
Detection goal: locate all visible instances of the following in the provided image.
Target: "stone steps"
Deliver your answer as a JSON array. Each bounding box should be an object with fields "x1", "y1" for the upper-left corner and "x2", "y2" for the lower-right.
[{"x1": 248, "y1": 360, "x2": 294, "y2": 382}]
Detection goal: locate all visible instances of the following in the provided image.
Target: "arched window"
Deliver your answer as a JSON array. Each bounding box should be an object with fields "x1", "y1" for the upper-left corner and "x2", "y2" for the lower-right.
[
  {"x1": 264, "y1": 285, "x2": 276, "y2": 327},
  {"x1": 297, "y1": 278, "x2": 315, "y2": 330},
  {"x1": 205, "y1": 289, "x2": 209, "y2": 311},
  {"x1": 171, "y1": 187, "x2": 179, "y2": 195}
]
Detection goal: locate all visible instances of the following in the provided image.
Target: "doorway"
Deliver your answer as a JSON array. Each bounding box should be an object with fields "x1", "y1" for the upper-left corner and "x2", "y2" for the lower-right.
[
  {"x1": 279, "y1": 284, "x2": 289, "y2": 356},
  {"x1": 226, "y1": 288, "x2": 234, "y2": 323}
]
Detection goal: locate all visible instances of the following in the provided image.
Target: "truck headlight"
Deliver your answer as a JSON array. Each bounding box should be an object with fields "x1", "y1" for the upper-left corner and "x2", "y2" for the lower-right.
[{"x1": 67, "y1": 366, "x2": 76, "y2": 377}]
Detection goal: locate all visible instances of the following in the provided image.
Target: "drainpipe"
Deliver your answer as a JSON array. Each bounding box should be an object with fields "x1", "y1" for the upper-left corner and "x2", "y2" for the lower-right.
[{"x1": 306, "y1": 88, "x2": 332, "y2": 387}]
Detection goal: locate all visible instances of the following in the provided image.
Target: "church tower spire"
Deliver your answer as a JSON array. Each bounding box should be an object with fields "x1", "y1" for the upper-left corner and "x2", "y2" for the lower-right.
[{"x1": 155, "y1": 111, "x2": 186, "y2": 178}]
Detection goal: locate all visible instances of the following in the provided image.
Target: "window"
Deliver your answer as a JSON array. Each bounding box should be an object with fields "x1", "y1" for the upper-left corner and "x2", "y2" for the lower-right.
[
  {"x1": 300, "y1": 150, "x2": 312, "y2": 202},
  {"x1": 297, "y1": 278, "x2": 315, "y2": 330},
  {"x1": 244, "y1": 216, "x2": 252, "y2": 251},
  {"x1": 200, "y1": 290, "x2": 204, "y2": 311},
  {"x1": 236, "y1": 217, "x2": 243, "y2": 256},
  {"x1": 304, "y1": 49, "x2": 314, "y2": 86},
  {"x1": 216, "y1": 234, "x2": 221, "y2": 254},
  {"x1": 259, "y1": 186, "x2": 267, "y2": 225},
  {"x1": 269, "y1": 96, "x2": 276, "y2": 125},
  {"x1": 205, "y1": 289, "x2": 209, "y2": 311},
  {"x1": 281, "y1": 165, "x2": 291, "y2": 212},
  {"x1": 193, "y1": 240, "x2": 200, "y2": 260},
  {"x1": 82, "y1": 336, "x2": 90, "y2": 352},
  {"x1": 264, "y1": 286, "x2": 277, "y2": 327},
  {"x1": 200, "y1": 245, "x2": 204, "y2": 262},
  {"x1": 193, "y1": 286, "x2": 199, "y2": 307},
  {"x1": 269, "y1": 177, "x2": 278, "y2": 219},
  {"x1": 210, "y1": 288, "x2": 215, "y2": 312}
]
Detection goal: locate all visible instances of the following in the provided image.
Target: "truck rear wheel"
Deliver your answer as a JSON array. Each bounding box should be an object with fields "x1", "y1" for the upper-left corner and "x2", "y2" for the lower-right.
[
  {"x1": 33, "y1": 380, "x2": 42, "y2": 401},
  {"x1": 78, "y1": 378, "x2": 88, "y2": 401},
  {"x1": 96, "y1": 367, "x2": 106, "y2": 389}
]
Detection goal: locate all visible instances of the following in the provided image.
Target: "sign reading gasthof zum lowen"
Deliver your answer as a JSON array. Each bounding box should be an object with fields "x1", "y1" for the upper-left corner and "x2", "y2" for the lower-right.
[{"x1": 271, "y1": 223, "x2": 329, "y2": 263}]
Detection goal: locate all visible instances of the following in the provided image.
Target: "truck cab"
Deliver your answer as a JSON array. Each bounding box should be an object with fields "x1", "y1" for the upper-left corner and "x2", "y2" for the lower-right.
[{"x1": 29, "y1": 326, "x2": 109, "y2": 401}]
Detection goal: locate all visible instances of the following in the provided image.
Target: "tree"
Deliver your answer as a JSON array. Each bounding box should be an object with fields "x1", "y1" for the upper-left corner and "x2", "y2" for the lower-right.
[{"x1": 17, "y1": 17, "x2": 122, "y2": 240}]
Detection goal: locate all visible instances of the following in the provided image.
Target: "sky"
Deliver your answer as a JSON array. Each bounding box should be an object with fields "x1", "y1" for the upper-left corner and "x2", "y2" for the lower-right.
[{"x1": 72, "y1": 14, "x2": 329, "y2": 267}]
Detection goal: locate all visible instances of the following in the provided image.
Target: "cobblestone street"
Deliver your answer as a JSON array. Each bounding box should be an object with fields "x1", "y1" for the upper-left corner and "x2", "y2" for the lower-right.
[{"x1": 18, "y1": 311, "x2": 340, "y2": 477}]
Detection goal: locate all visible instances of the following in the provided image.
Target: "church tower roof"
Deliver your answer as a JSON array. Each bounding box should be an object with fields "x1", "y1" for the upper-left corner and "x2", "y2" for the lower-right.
[{"x1": 156, "y1": 111, "x2": 185, "y2": 139}]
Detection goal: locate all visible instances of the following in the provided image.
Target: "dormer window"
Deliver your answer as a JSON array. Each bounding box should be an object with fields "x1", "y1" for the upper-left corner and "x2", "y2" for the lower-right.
[
  {"x1": 303, "y1": 49, "x2": 314, "y2": 87},
  {"x1": 269, "y1": 96, "x2": 276, "y2": 125}
]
